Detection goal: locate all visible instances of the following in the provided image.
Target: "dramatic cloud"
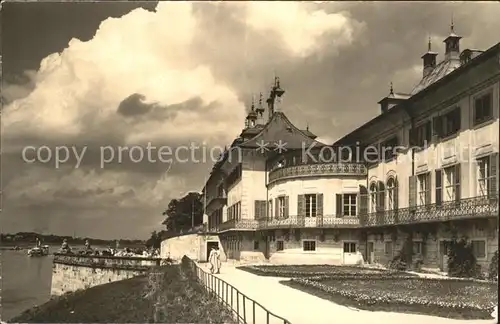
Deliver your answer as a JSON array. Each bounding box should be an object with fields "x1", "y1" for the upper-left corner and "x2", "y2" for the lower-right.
[
  {"x1": 2, "y1": 1, "x2": 364, "y2": 238},
  {"x1": 2, "y1": 2, "x2": 499, "y2": 238}
]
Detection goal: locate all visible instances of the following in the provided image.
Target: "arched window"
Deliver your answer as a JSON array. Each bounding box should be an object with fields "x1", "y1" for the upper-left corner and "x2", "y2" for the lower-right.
[
  {"x1": 387, "y1": 177, "x2": 398, "y2": 210},
  {"x1": 369, "y1": 182, "x2": 377, "y2": 212}
]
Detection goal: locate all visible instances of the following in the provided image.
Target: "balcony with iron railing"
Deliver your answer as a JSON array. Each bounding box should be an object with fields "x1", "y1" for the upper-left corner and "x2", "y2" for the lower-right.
[
  {"x1": 218, "y1": 219, "x2": 259, "y2": 232},
  {"x1": 210, "y1": 195, "x2": 498, "y2": 233},
  {"x1": 268, "y1": 162, "x2": 367, "y2": 184},
  {"x1": 259, "y1": 215, "x2": 360, "y2": 229},
  {"x1": 359, "y1": 194, "x2": 499, "y2": 227}
]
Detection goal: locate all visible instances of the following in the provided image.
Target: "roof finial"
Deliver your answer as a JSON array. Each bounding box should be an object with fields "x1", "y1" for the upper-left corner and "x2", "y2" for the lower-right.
[
  {"x1": 259, "y1": 92, "x2": 263, "y2": 107},
  {"x1": 389, "y1": 82, "x2": 394, "y2": 95},
  {"x1": 451, "y1": 13, "x2": 454, "y2": 33},
  {"x1": 428, "y1": 35, "x2": 432, "y2": 51},
  {"x1": 306, "y1": 122, "x2": 309, "y2": 131},
  {"x1": 251, "y1": 93, "x2": 255, "y2": 111}
]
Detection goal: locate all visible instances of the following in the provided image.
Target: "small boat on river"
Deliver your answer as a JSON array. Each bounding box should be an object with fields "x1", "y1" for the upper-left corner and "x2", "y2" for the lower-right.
[{"x1": 27, "y1": 245, "x2": 50, "y2": 257}]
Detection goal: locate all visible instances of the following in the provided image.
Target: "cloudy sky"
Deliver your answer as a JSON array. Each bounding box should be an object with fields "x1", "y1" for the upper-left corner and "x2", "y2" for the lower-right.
[{"x1": 1, "y1": 2, "x2": 499, "y2": 239}]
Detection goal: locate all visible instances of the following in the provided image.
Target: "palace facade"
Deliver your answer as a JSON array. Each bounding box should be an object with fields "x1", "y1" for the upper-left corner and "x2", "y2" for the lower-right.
[{"x1": 201, "y1": 26, "x2": 500, "y2": 271}]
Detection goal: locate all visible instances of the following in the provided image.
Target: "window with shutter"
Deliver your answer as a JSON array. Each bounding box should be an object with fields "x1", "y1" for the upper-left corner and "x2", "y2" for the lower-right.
[
  {"x1": 255, "y1": 200, "x2": 266, "y2": 220},
  {"x1": 268, "y1": 200, "x2": 273, "y2": 219},
  {"x1": 377, "y1": 181, "x2": 385, "y2": 212},
  {"x1": 284, "y1": 196, "x2": 289, "y2": 218},
  {"x1": 276, "y1": 196, "x2": 287, "y2": 219},
  {"x1": 442, "y1": 107, "x2": 461, "y2": 137},
  {"x1": 359, "y1": 185, "x2": 368, "y2": 216},
  {"x1": 274, "y1": 198, "x2": 279, "y2": 219},
  {"x1": 444, "y1": 164, "x2": 461, "y2": 202},
  {"x1": 317, "y1": 194, "x2": 324, "y2": 216},
  {"x1": 417, "y1": 173, "x2": 430, "y2": 206},
  {"x1": 305, "y1": 194, "x2": 317, "y2": 217},
  {"x1": 409, "y1": 175, "x2": 417, "y2": 208},
  {"x1": 297, "y1": 194, "x2": 305, "y2": 217},
  {"x1": 412, "y1": 121, "x2": 432, "y2": 148},
  {"x1": 473, "y1": 92, "x2": 493, "y2": 126},
  {"x1": 342, "y1": 194, "x2": 357, "y2": 216},
  {"x1": 426, "y1": 172, "x2": 432, "y2": 205},
  {"x1": 435, "y1": 169, "x2": 442, "y2": 206},
  {"x1": 489, "y1": 153, "x2": 498, "y2": 197},
  {"x1": 336, "y1": 194, "x2": 342, "y2": 217}
]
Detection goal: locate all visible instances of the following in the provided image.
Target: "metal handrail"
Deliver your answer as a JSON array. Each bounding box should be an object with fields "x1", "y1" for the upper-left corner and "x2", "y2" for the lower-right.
[{"x1": 184, "y1": 256, "x2": 291, "y2": 324}]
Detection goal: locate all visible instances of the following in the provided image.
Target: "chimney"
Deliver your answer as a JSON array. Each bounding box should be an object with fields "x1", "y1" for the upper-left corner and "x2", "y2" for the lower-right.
[{"x1": 422, "y1": 37, "x2": 438, "y2": 77}]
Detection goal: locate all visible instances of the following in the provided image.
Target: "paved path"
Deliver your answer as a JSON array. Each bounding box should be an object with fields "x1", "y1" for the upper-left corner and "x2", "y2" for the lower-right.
[{"x1": 200, "y1": 263, "x2": 495, "y2": 324}]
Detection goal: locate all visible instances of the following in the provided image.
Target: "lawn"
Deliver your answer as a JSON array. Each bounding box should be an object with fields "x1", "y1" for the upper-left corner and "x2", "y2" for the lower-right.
[
  {"x1": 10, "y1": 261, "x2": 236, "y2": 323},
  {"x1": 238, "y1": 264, "x2": 416, "y2": 278},
  {"x1": 282, "y1": 277, "x2": 498, "y2": 319}
]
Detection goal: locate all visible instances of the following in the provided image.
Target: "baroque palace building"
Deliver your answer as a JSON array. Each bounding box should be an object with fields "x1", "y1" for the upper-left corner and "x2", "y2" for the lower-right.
[{"x1": 201, "y1": 25, "x2": 500, "y2": 271}]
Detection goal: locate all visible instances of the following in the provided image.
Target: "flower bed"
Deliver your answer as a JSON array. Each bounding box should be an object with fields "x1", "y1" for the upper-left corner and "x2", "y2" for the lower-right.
[
  {"x1": 238, "y1": 264, "x2": 415, "y2": 278},
  {"x1": 281, "y1": 277, "x2": 497, "y2": 319}
]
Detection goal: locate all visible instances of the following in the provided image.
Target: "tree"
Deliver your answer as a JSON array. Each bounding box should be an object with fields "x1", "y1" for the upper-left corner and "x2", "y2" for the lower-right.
[
  {"x1": 447, "y1": 238, "x2": 483, "y2": 279},
  {"x1": 161, "y1": 192, "x2": 203, "y2": 234},
  {"x1": 145, "y1": 231, "x2": 162, "y2": 249}
]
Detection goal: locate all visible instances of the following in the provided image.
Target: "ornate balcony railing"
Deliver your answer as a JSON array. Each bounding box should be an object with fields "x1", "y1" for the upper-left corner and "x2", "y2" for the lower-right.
[
  {"x1": 210, "y1": 195, "x2": 498, "y2": 232},
  {"x1": 218, "y1": 219, "x2": 259, "y2": 231},
  {"x1": 268, "y1": 162, "x2": 367, "y2": 184},
  {"x1": 259, "y1": 215, "x2": 360, "y2": 229},
  {"x1": 359, "y1": 194, "x2": 499, "y2": 227}
]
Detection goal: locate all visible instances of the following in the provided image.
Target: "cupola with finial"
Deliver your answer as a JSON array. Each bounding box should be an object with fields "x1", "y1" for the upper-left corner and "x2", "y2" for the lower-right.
[
  {"x1": 377, "y1": 82, "x2": 410, "y2": 114},
  {"x1": 443, "y1": 16, "x2": 462, "y2": 60},
  {"x1": 266, "y1": 76, "x2": 285, "y2": 120},
  {"x1": 244, "y1": 95, "x2": 258, "y2": 128},
  {"x1": 255, "y1": 92, "x2": 266, "y2": 125},
  {"x1": 421, "y1": 36, "x2": 438, "y2": 77}
]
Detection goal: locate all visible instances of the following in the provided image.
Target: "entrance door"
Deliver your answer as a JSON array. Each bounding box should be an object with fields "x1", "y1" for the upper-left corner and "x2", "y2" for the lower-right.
[
  {"x1": 343, "y1": 242, "x2": 358, "y2": 265},
  {"x1": 367, "y1": 242, "x2": 374, "y2": 264},
  {"x1": 439, "y1": 240, "x2": 452, "y2": 271},
  {"x1": 206, "y1": 241, "x2": 219, "y2": 262}
]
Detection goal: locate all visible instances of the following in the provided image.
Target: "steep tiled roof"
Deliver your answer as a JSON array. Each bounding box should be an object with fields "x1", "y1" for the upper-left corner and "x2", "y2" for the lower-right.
[
  {"x1": 410, "y1": 58, "x2": 461, "y2": 95},
  {"x1": 239, "y1": 112, "x2": 326, "y2": 149}
]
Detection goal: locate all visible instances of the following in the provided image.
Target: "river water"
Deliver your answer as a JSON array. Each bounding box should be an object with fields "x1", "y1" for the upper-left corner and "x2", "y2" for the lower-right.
[{"x1": 1, "y1": 249, "x2": 53, "y2": 321}]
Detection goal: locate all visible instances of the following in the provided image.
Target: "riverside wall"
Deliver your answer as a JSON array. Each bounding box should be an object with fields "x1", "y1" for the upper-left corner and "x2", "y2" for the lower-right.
[{"x1": 50, "y1": 253, "x2": 161, "y2": 296}]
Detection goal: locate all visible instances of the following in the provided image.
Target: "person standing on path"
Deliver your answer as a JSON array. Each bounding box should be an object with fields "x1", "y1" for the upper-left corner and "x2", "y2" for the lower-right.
[{"x1": 209, "y1": 247, "x2": 222, "y2": 274}]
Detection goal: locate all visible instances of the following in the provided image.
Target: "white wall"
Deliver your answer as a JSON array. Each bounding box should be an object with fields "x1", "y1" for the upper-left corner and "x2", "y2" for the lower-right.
[
  {"x1": 243, "y1": 156, "x2": 267, "y2": 220},
  {"x1": 161, "y1": 234, "x2": 202, "y2": 260},
  {"x1": 268, "y1": 176, "x2": 365, "y2": 216},
  {"x1": 267, "y1": 229, "x2": 363, "y2": 265},
  {"x1": 368, "y1": 80, "x2": 499, "y2": 210},
  {"x1": 160, "y1": 234, "x2": 227, "y2": 262}
]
